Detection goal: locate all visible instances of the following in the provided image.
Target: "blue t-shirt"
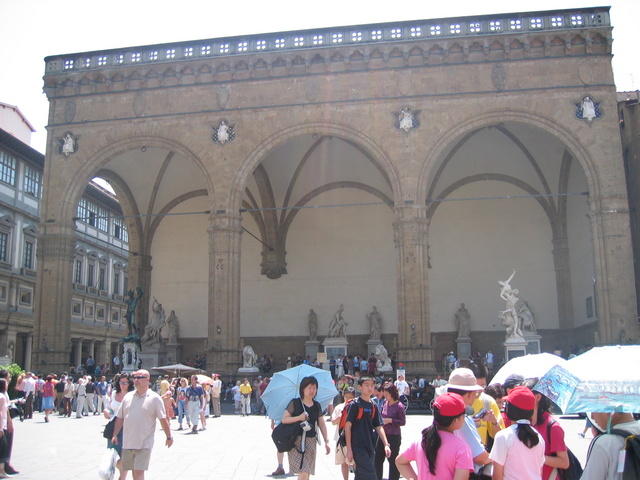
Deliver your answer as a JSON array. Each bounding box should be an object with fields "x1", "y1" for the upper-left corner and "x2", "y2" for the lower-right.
[{"x1": 186, "y1": 385, "x2": 204, "y2": 402}]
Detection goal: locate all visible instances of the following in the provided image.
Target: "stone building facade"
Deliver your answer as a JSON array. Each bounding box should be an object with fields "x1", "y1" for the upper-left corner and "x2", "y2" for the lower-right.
[
  {"x1": 35, "y1": 6, "x2": 638, "y2": 375},
  {"x1": 0, "y1": 123, "x2": 129, "y2": 371}
]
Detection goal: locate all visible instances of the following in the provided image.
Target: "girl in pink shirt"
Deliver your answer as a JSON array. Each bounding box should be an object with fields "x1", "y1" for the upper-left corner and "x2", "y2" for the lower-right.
[{"x1": 396, "y1": 393, "x2": 473, "y2": 480}]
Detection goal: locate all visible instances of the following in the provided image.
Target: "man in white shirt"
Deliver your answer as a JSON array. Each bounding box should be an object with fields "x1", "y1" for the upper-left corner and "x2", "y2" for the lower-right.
[
  {"x1": 394, "y1": 374, "x2": 410, "y2": 397},
  {"x1": 22, "y1": 373, "x2": 36, "y2": 419},
  {"x1": 112, "y1": 369, "x2": 173, "y2": 480}
]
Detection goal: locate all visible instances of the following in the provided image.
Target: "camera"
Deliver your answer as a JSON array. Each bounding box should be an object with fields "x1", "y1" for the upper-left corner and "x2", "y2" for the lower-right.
[
  {"x1": 300, "y1": 420, "x2": 312, "y2": 432},
  {"x1": 473, "y1": 408, "x2": 487, "y2": 420}
]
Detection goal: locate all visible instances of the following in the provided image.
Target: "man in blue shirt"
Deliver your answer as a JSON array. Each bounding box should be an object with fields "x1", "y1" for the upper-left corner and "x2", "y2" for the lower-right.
[{"x1": 96, "y1": 375, "x2": 109, "y2": 414}]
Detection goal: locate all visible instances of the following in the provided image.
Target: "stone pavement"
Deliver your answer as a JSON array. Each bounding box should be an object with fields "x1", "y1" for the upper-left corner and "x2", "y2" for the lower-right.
[{"x1": 11, "y1": 405, "x2": 592, "y2": 479}]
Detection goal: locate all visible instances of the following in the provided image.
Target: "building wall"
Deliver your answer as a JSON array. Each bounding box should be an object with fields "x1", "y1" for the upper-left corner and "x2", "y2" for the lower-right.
[{"x1": 34, "y1": 7, "x2": 638, "y2": 374}]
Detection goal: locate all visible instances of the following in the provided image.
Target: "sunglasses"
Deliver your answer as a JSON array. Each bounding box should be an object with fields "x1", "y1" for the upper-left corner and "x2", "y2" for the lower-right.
[
  {"x1": 132, "y1": 376, "x2": 149, "y2": 380},
  {"x1": 119, "y1": 380, "x2": 130, "y2": 384}
]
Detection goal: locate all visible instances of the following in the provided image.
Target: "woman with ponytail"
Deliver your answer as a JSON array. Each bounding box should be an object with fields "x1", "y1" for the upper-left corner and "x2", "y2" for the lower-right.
[
  {"x1": 489, "y1": 386, "x2": 545, "y2": 480},
  {"x1": 395, "y1": 393, "x2": 473, "y2": 480}
]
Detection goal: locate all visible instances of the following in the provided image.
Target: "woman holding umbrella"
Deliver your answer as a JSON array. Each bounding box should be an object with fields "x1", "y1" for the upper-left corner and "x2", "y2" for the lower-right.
[{"x1": 281, "y1": 376, "x2": 331, "y2": 480}]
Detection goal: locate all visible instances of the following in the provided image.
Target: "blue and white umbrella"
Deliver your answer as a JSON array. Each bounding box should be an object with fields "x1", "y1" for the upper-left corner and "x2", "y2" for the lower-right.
[
  {"x1": 261, "y1": 364, "x2": 338, "y2": 420},
  {"x1": 534, "y1": 345, "x2": 640, "y2": 414}
]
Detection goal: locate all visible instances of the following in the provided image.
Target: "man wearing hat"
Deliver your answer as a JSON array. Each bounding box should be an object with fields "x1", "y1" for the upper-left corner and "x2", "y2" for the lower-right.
[{"x1": 444, "y1": 368, "x2": 492, "y2": 473}]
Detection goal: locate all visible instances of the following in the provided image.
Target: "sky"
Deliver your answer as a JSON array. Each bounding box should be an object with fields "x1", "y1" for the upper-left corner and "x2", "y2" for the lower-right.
[{"x1": 1, "y1": 0, "x2": 638, "y2": 154}]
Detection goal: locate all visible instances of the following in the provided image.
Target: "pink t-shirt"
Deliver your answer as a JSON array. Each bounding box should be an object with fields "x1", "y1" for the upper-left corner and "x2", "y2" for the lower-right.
[
  {"x1": 399, "y1": 430, "x2": 473, "y2": 480},
  {"x1": 534, "y1": 412, "x2": 567, "y2": 480}
]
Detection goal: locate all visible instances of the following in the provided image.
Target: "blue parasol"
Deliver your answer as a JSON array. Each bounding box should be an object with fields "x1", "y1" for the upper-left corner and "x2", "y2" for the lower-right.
[
  {"x1": 261, "y1": 364, "x2": 338, "y2": 420},
  {"x1": 534, "y1": 345, "x2": 640, "y2": 414}
]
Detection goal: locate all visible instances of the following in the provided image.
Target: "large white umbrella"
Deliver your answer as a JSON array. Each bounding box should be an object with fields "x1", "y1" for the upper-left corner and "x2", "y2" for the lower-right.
[
  {"x1": 489, "y1": 353, "x2": 567, "y2": 386},
  {"x1": 535, "y1": 345, "x2": 640, "y2": 414}
]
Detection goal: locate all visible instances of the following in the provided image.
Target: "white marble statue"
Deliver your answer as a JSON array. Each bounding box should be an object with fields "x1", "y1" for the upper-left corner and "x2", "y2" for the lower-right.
[
  {"x1": 455, "y1": 303, "x2": 471, "y2": 338},
  {"x1": 367, "y1": 306, "x2": 382, "y2": 341},
  {"x1": 327, "y1": 304, "x2": 348, "y2": 338},
  {"x1": 374, "y1": 344, "x2": 392, "y2": 370},
  {"x1": 166, "y1": 310, "x2": 179, "y2": 344},
  {"x1": 498, "y1": 270, "x2": 538, "y2": 340},
  {"x1": 141, "y1": 297, "x2": 166, "y2": 346},
  {"x1": 242, "y1": 345, "x2": 258, "y2": 368}
]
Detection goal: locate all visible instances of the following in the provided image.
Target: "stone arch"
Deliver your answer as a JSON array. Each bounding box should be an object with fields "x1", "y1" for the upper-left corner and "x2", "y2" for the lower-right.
[
  {"x1": 416, "y1": 110, "x2": 598, "y2": 205},
  {"x1": 230, "y1": 122, "x2": 401, "y2": 215},
  {"x1": 61, "y1": 135, "x2": 214, "y2": 226}
]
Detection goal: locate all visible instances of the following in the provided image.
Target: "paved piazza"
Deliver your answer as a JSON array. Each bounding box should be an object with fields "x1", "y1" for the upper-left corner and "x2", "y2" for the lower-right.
[{"x1": 13, "y1": 405, "x2": 591, "y2": 479}]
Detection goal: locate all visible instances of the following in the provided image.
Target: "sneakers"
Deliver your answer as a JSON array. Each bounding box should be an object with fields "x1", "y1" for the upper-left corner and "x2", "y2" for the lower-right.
[
  {"x1": 177, "y1": 426, "x2": 183, "y2": 431},
  {"x1": 578, "y1": 432, "x2": 585, "y2": 438},
  {"x1": 271, "y1": 467, "x2": 285, "y2": 476}
]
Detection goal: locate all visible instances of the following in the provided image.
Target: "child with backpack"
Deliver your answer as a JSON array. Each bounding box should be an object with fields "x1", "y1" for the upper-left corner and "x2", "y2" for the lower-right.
[
  {"x1": 489, "y1": 386, "x2": 545, "y2": 480},
  {"x1": 395, "y1": 392, "x2": 473, "y2": 480},
  {"x1": 581, "y1": 411, "x2": 640, "y2": 480},
  {"x1": 344, "y1": 376, "x2": 391, "y2": 480},
  {"x1": 331, "y1": 387, "x2": 357, "y2": 480}
]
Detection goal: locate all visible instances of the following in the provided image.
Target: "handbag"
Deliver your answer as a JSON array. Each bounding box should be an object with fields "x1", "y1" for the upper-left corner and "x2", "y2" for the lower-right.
[
  {"x1": 271, "y1": 420, "x2": 302, "y2": 452},
  {"x1": 103, "y1": 417, "x2": 117, "y2": 439},
  {"x1": 8, "y1": 405, "x2": 20, "y2": 419}
]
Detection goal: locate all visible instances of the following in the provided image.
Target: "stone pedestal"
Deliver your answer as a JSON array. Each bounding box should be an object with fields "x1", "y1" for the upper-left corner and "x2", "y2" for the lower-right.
[
  {"x1": 305, "y1": 340, "x2": 321, "y2": 360},
  {"x1": 366, "y1": 339, "x2": 382, "y2": 356},
  {"x1": 238, "y1": 366, "x2": 259, "y2": 375},
  {"x1": 523, "y1": 334, "x2": 541, "y2": 354},
  {"x1": 138, "y1": 342, "x2": 169, "y2": 371},
  {"x1": 456, "y1": 337, "x2": 472, "y2": 360},
  {"x1": 122, "y1": 341, "x2": 141, "y2": 373},
  {"x1": 323, "y1": 337, "x2": 348, "y2": 363},
  {"x1": 504, "y1": 337, "x2": 527, "y2": 362}
]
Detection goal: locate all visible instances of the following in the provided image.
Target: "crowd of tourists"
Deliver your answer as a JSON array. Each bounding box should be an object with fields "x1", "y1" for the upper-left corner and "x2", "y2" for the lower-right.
[{"x1": 3, "y1": 349, "x2": 636, "y2": 480}]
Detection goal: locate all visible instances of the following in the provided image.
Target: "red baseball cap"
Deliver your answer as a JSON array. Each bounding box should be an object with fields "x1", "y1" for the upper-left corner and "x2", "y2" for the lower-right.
[
  {"x1": 432, "y1": 392, "x2": 466, "y2": 416},
  {"x1": 506, "y1": 386, "x2": 535, "y2": 411}
]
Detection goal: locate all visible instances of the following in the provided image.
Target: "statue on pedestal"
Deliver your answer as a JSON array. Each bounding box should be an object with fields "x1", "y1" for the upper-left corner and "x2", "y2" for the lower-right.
[
  {"x1": 498, "y1": 270, "x2": 538, "y2": 340},
  {"x1": 166, "y1": 310, "x2": 179, "y2": 344},
  {"x1": 367, "y1": 306, "x2": 382, "y2": 341},
  {"x1": 454, "y1": 303, "x2": 471, "y2": 338},
  {"x1": 327, "y1": 304, "x2": 348, "y2": 338},
  {"x1": 141, "y1": 297, "x2": 166, "y2": 346},
  {"x1": 242, "y1": 345, "x2": 258, "y2": 368},
  {"x1": 374, "y1": 344, "x2": 392, "y2": 370},
  {"x1": 124, "y1": 285, "x2": 144, "y2": 337},
  {"x1": 308, "y1": 309, "x2": 318, "y2": 341}
]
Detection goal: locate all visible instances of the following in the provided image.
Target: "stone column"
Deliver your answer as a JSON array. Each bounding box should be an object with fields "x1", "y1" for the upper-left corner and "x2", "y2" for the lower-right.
[
  {"x1": 75, "y1": 338, "x2": 83, "y2": 368},
  {"x1": 32, "y1": 228, "x2": 76, "y2": 372},
  {"x1": 24, "y1": 334, "x2": 32, "y2": 371},
  {"x1": 589, "y1": 194, "x2": 639, "y2": 343},
  {"x1": 551, "y1": 235, "x2": 574, "y2": 329},
  {"x1": 393, "y1": 204, "x2": 435, "y2": 375},
  {"x1": 207, "y1": 213, "x2": 243, "y2": 375}
]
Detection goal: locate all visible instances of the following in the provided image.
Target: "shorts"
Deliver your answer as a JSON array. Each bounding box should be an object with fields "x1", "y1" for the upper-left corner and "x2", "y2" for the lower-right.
[
  {"x1": 334, "y1": 443, "x2": 355, "y2": 466},
  {"x1": 122, "y1": 448, "x2": 152, "y2": 471}
]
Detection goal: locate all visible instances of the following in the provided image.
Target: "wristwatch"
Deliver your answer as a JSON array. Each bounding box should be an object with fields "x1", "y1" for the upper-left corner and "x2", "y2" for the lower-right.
[{"x1": 167, "y1": 437, "x2": 173, "y2": 441}]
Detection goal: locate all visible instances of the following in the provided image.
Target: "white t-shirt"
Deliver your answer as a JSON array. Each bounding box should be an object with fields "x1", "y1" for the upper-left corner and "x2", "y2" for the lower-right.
[
  {"x1": 395, "y1": 380, "x2": 410, "y2": 396},
  {"x1": 489, "y1": 424, "x2": 545, "y2": 480}
]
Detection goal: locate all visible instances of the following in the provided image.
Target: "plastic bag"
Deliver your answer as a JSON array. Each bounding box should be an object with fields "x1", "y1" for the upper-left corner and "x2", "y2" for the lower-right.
[{"x1": 98, "y1": 447, "x2": 119, "y2": 480}]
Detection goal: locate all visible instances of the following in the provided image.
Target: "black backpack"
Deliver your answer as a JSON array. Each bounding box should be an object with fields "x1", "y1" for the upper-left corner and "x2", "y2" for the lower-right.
[
  {"x1": 547, "y1": 419, "x2": 583, "y2": 480},
  {"x1": 611, "y1": 428, "x2": 640, "y2": 480},
  {"x1": 271, "y1": 398, "x2": 303, "y2": 453}
]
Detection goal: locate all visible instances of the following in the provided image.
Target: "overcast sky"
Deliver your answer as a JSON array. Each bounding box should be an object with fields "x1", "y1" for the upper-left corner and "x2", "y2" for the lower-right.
[{"x1": 1, "y1": 0, "x2": 638, "y2": 154}]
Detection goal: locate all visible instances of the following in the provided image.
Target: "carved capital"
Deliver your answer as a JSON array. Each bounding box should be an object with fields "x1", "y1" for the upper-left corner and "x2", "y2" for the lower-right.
[{"x1": 36, "y1": 234, "x2": 76, "y2": 261}]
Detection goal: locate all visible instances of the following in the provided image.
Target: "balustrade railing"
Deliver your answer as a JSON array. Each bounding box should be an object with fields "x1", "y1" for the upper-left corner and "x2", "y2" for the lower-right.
[{"x1": 44, "y1": 7, "x2": 609, "y2": 75}]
